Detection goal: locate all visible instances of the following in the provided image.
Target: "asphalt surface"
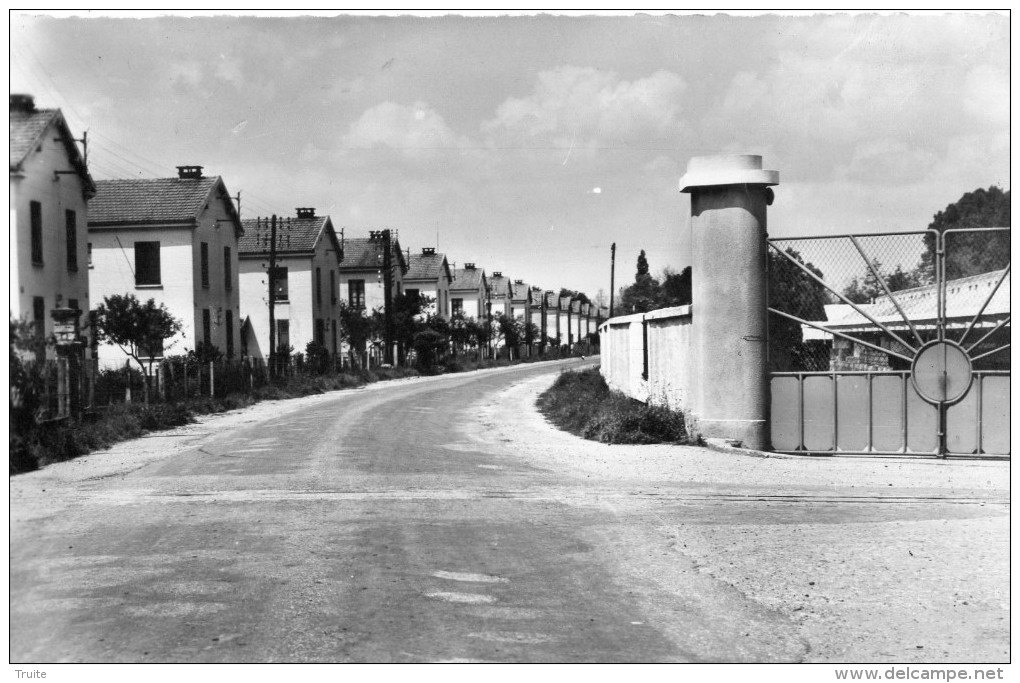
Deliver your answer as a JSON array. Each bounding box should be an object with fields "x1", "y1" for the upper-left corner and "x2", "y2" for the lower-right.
[{"x1": 8, "y1": 358, "x2": 1010, "y2": 663}]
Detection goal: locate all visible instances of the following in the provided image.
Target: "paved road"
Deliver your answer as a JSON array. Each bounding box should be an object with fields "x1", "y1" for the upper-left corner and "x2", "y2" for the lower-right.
[{"x1": 9, "y1": 359, "x2": 1010, "y2": 663}]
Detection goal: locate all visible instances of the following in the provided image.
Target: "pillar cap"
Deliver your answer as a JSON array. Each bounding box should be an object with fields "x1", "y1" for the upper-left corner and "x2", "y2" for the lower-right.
[{"x1": 679, "y1": 154, "x2": 779, "y2": 193}]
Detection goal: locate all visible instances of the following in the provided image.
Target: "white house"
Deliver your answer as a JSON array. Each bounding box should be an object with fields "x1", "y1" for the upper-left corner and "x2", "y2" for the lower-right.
[
  {"x1": 87, "y1": 165, "x2": 243, "y2": 368},
  {"x1": 336, "y1": 232, "x2": 407, "y2": 315},
  {"x1": 404, "y1": 248, "x2": 453, "y2": 319},
  {"x1": 9, "y1": 94, "x2": 95, "y2": 353},
  {"x1": 238, "y1": 209, "x2": 343, "y2": 360},
  {"x1": 488, "y1": 271, "x2": 513, "y2": 319},
  {"x1": 510, "y1": 279, "x2": 531, "y2": 320},
  {"x1": 450, "y1": 263, "x2": 488, "y2": 319}
]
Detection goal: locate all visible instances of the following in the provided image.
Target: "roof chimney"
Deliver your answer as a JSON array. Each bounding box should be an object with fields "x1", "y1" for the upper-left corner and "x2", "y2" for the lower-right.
[
  {"x1": 493, "y1": 271, "x2": 502, "y2": 278},
  {"x1": 176, "y1": 165, "x2": 204, "y2": 179},
  {"x1": 10, "y1": 94, "x2": 35, "y2": 113},
  {"x1": 296, "y1": 207, "x2": 316, "y2": 219},
  {"x1": 422, "y1": 247, "x2": 436, "y2": 256},
  {"x1": 465, "y1": 263, "x2": 475, "y2": 270}
]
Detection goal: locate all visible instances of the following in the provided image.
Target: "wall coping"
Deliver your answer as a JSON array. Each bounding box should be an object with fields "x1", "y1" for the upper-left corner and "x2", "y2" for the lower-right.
[{"x1": 603, "y1": 304, "x2": 693, "y2": 329}]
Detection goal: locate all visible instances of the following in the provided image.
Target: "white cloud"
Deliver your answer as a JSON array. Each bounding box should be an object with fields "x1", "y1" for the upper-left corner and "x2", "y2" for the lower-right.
[
  {"x1": 342, "y1": 101, "x2": 471, "y2": 158},
  {"x1": 481, "y1": 66, "x2": 687, "y2": 149}
]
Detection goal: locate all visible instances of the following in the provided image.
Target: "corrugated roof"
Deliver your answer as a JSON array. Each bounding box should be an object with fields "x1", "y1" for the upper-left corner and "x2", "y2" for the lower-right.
[
  {"x1": 451, "y1": 266, "x2": 485, "y2": 291},
  {"x1": 10, "y1": 105, "x2": 95, "y2": 194},
  {"x1": 239, "y1": 215, "x2": 338, "y2": 256},
  {"x1": 406, "y1": 252, "x2": 451, "y2": 282},
  {"x1": 817, "y1": 270, "x2": 1010, "y2": 332},
  {"x1": 89, "y1": 176, "x2": 227, "y2": 226}
]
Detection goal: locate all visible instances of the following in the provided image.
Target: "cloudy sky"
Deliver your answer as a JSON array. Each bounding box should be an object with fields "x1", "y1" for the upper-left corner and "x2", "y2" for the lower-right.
[{"x1": 10, "y1": 11, "x2": 1010, "y2": 300}]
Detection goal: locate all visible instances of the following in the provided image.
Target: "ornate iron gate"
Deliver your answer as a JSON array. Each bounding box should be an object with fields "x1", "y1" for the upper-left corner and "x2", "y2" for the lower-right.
[{"x1": 766, "y1": 228, "x2": 1009, "y2": 457}]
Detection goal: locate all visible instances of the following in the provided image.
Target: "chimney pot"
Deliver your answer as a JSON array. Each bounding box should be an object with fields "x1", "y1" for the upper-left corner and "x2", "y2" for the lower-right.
[
  {"x1": 422, "y1": 247, "x2": 436, "y2": 255},
  {"x1": 493, "y1": 271, "x2": 502, "y2": 278},
  {"x1": 296, "y1": 207, "x2": 316, "y2": 219},
  {"x1": 176, "y1": 165, "x2": 204, "y2": 179},
  {"x1": 10, "y1": 94, "x2": 35, "y2": 113}
]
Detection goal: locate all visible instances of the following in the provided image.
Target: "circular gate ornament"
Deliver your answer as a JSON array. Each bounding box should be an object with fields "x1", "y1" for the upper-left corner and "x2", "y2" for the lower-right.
[{"x1": 911, "y1": 341, "x2": 973, "y2": 404}]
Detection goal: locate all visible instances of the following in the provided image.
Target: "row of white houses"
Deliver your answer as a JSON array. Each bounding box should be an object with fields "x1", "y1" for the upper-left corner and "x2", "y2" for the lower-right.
[{"x1": 10, "y1": 94, "x2": 605, "y2": 369}]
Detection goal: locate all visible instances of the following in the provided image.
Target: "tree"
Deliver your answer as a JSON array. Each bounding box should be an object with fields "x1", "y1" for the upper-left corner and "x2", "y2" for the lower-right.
[
  {"x1": 91, "y1": 294, "x2": 183, "y2": 403},
  {"x1": 919, "y1": 186, "x2": 1010, "y2": 281},
  {"x1": 843, "y1": 260, "x2": 922, "y2": 304},
  {"x1": 618, "y1": 249, "x2": 662, "y2": 313},
  {"x1": 558, "y1": 288, "x2": 590, "y2": 305},
  {"x1": 768, "y1": 248, "x2": 831, "y2": 371},
  {"x1": 338, "y1": 302, "x2": 373, "y2": 368},
  {"x1": 660, "y1": 266, "x2": 692, "y2": 306}
]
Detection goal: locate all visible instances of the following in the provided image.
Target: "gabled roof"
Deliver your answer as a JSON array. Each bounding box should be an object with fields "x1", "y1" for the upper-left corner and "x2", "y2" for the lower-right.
[
  {"x1": 10, "y1": 102, "x2": 95, "y2": 197},
  {"x1": 239, "y1": 215, "x2": 341, "y2": 258},
  {"x1": 511, "y1": 282, "x2": 532, "y2": 303},
  {"x1": 545, "y1": 292, "x2": 560, "y2": 308},
  {"x1": 488, "y1": 273, "x2": 512, "y2": 298},
  {"x1": 571, "y1": 300, "x2": 582, "y2": 313},
  {"x1": 451, "y1": 266, "x2": 486, "y2": 292},
  {"x1": 559, "y1": 297, "x2": 572, "y2": 311},
  {"x1": 406, "y1": 251, "x2": 452, "y2": 283},
  {"x1": 89, "y1": 176, "x2": 241, "y2": 234},
  {"x1": 338, "y1": 235, "x2": 408, "y2": 273}
]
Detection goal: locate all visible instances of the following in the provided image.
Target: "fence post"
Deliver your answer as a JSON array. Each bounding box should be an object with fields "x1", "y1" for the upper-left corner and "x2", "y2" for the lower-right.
[
  {"x1": 157, "y1": 363, "x2": 165, "y2": 402},
  {"x1": 124, "y1": 360, "x2": 132, "y2": 403},
  {"x1": 679, "y1": 154, "x2": 778, "y2": 450},
  {"x1": 209, "y1": 361, "x2": 215, "y2": 397}
]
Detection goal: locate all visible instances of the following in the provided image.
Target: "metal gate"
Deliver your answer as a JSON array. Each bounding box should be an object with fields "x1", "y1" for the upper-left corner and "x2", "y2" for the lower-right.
[{"x1": 766, "y1": 228, "x2": 1009, "y2": 457}]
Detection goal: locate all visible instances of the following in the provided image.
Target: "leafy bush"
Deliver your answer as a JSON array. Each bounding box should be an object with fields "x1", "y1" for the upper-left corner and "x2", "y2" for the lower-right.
[{"x1": 537, "y1": 367, "x2": 692, "y2": 445}]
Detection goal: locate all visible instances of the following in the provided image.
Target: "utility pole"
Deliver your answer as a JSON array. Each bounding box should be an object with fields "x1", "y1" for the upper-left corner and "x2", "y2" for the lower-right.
[
  {"x1": 268, "y1": 215, "x2": 278, "y2": 377},
  {"x1": 382, "y1": 229, "x2": 394, "y2": 365},
  {"x1": 609, "y1": 242, "x2": 617, "y2": 318}
]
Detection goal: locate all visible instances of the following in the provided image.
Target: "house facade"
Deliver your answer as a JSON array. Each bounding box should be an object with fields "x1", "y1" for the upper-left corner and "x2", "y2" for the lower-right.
[
  {"x1": 558, "y1": 296, "x2": 573, "y2": 347},
  {"x1": 87, "y1": 166, "x2": 242, "y2": 368},
  {"x1": 238, "y1": 209, "x2": 343, "y2": 360},
  {"x1": 337, "y1": 232, "x2": 407, "y2": 315},
  {"x1": 405, "y1": 247, "x2": 453, "y2": 319},
  {"x1": 510, "y1": 280, "x2": 531, "y2": 320},
  {"x1": 544, "y1": 291, "x2": 561, "y2": 345},
  {"x1": 450, "y1": 263, "x2": 487, "y2": 319},
  {"x1": 488, "y1": 271, "x2": 513, "y2": 319},
  {"x1": 9, "y1": 94, "x2": 96, "y2": 352}
]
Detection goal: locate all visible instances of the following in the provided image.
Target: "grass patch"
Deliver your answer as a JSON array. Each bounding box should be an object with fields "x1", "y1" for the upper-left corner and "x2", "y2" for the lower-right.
[{"x1": 537, "y1": 367, "x2": 696, "y2": 445}]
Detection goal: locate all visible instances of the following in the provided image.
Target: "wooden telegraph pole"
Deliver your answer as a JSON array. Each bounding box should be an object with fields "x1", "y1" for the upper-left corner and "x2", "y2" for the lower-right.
[
  {"x1": 609, "y1": 242, "x2": 616, "y2": 318},
  {"x1": 268, "y1": 215, "x2": 278, "y2": 377}
]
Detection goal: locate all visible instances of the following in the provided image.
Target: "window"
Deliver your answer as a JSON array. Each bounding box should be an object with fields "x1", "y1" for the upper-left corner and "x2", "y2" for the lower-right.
[
  {"x1": 330, "y1": 271, "x2": 337, "y2": 304},
  {"x1": 452, "y1": 298, "x2": 464, "y2": 315},
  {"x1": 271, "y1": 267, "x2": 288, "y2": 302},
  {"x1": 32, "y1": 296, "x2": 45, "y2": 338},
  {"x1": 200, "y1": 242, "x2": 210, "y2": 288},
  {"x1": 136, "y1": 337, "x2": 164, "y2": 359},
  {"x1": 316, "y1": 267, "x2": 322, "y2": 304},
  {"x1": 225, "y1": 310, "x2": 234, "y2": 358},
  {"x1": 135, "y1": 241, "x2": 161, "y2": 286},
  {"x1": 30, "y1": 201, "x2": 43, "y2": 265},
  {"x1": 276, "y1": 319, "x2": 290, "y2": 352},
  {"x1": 223, "y1": 247, "x2": 232, "y2": 290},
  {"x1": 68, "y1": 298, "x2": 79, "y2": 313},
  {"x1": 314, "y1": 318, "x2": 325, "y2": 345},
  {"x1": 405, "y1": 288, "x2": 419, "y2": 301},
  {"x1": 65, "y1": 210, "x2": 77, "y2": 271},
  {"x1": 87, "y1": 242, "x2": 93, "y2": 268},
  {"x1": 202, "y1": 309, "x2": 212, "y2": 345},
  {"x1": 331, "y1": 320, "x2": 337, "y2": 353},
  {"x1": 348, "y1": 279, "x2": 366, "y2": 309}
]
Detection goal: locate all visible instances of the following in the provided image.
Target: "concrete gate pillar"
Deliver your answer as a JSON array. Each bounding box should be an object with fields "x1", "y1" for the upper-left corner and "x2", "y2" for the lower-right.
[{"x1": 679, "y1": 155, "x2": 778, "y2": 450}]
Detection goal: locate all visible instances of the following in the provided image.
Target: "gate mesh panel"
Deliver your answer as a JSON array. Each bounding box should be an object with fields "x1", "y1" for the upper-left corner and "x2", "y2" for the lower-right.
[{"x1": 767, "y1": 232, "x2": 933, "y2": 372}]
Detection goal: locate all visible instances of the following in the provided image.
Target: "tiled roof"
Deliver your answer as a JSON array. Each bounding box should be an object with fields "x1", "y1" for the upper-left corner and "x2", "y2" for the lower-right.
[
  {"x1": 815, "y1": 270, "x2": 1010, "y2": 332},
  {"x1": 89, "y1": 177, "x2": 227, "y2": 226},
  {"x1": 545, "y1": 292, "x2": 560, "y2": 308},
  {"x1": 451, "y1": 266, "x2": 485, "y2": 291},
  {"x1": 10, "y1": 108, "x2": 56, "y2": 169},
  {"x1": 488, "y1": 274, "x2": 512, "y2": 298},
  {"x1": 239, "y1": 215, "x2": 338, "y2": 256},
  {"x1": 571, "y1": 300, "x2": 581, "y2": 313},
  {"x1": 338, "y1": 235, "x2": 407, "y2": 271},
  {"x1": 406, "y1": 252, "x2": 451, "y2": 282},
  {"x1": 559, "y1": 297, "x2": 572, "y2": 311},
  {"x1": 10, "y1": 105, "x2": 95, "y2": 194},
  {"x1": 511, "y1": 282, "x2": 531, "y2": 302}
]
